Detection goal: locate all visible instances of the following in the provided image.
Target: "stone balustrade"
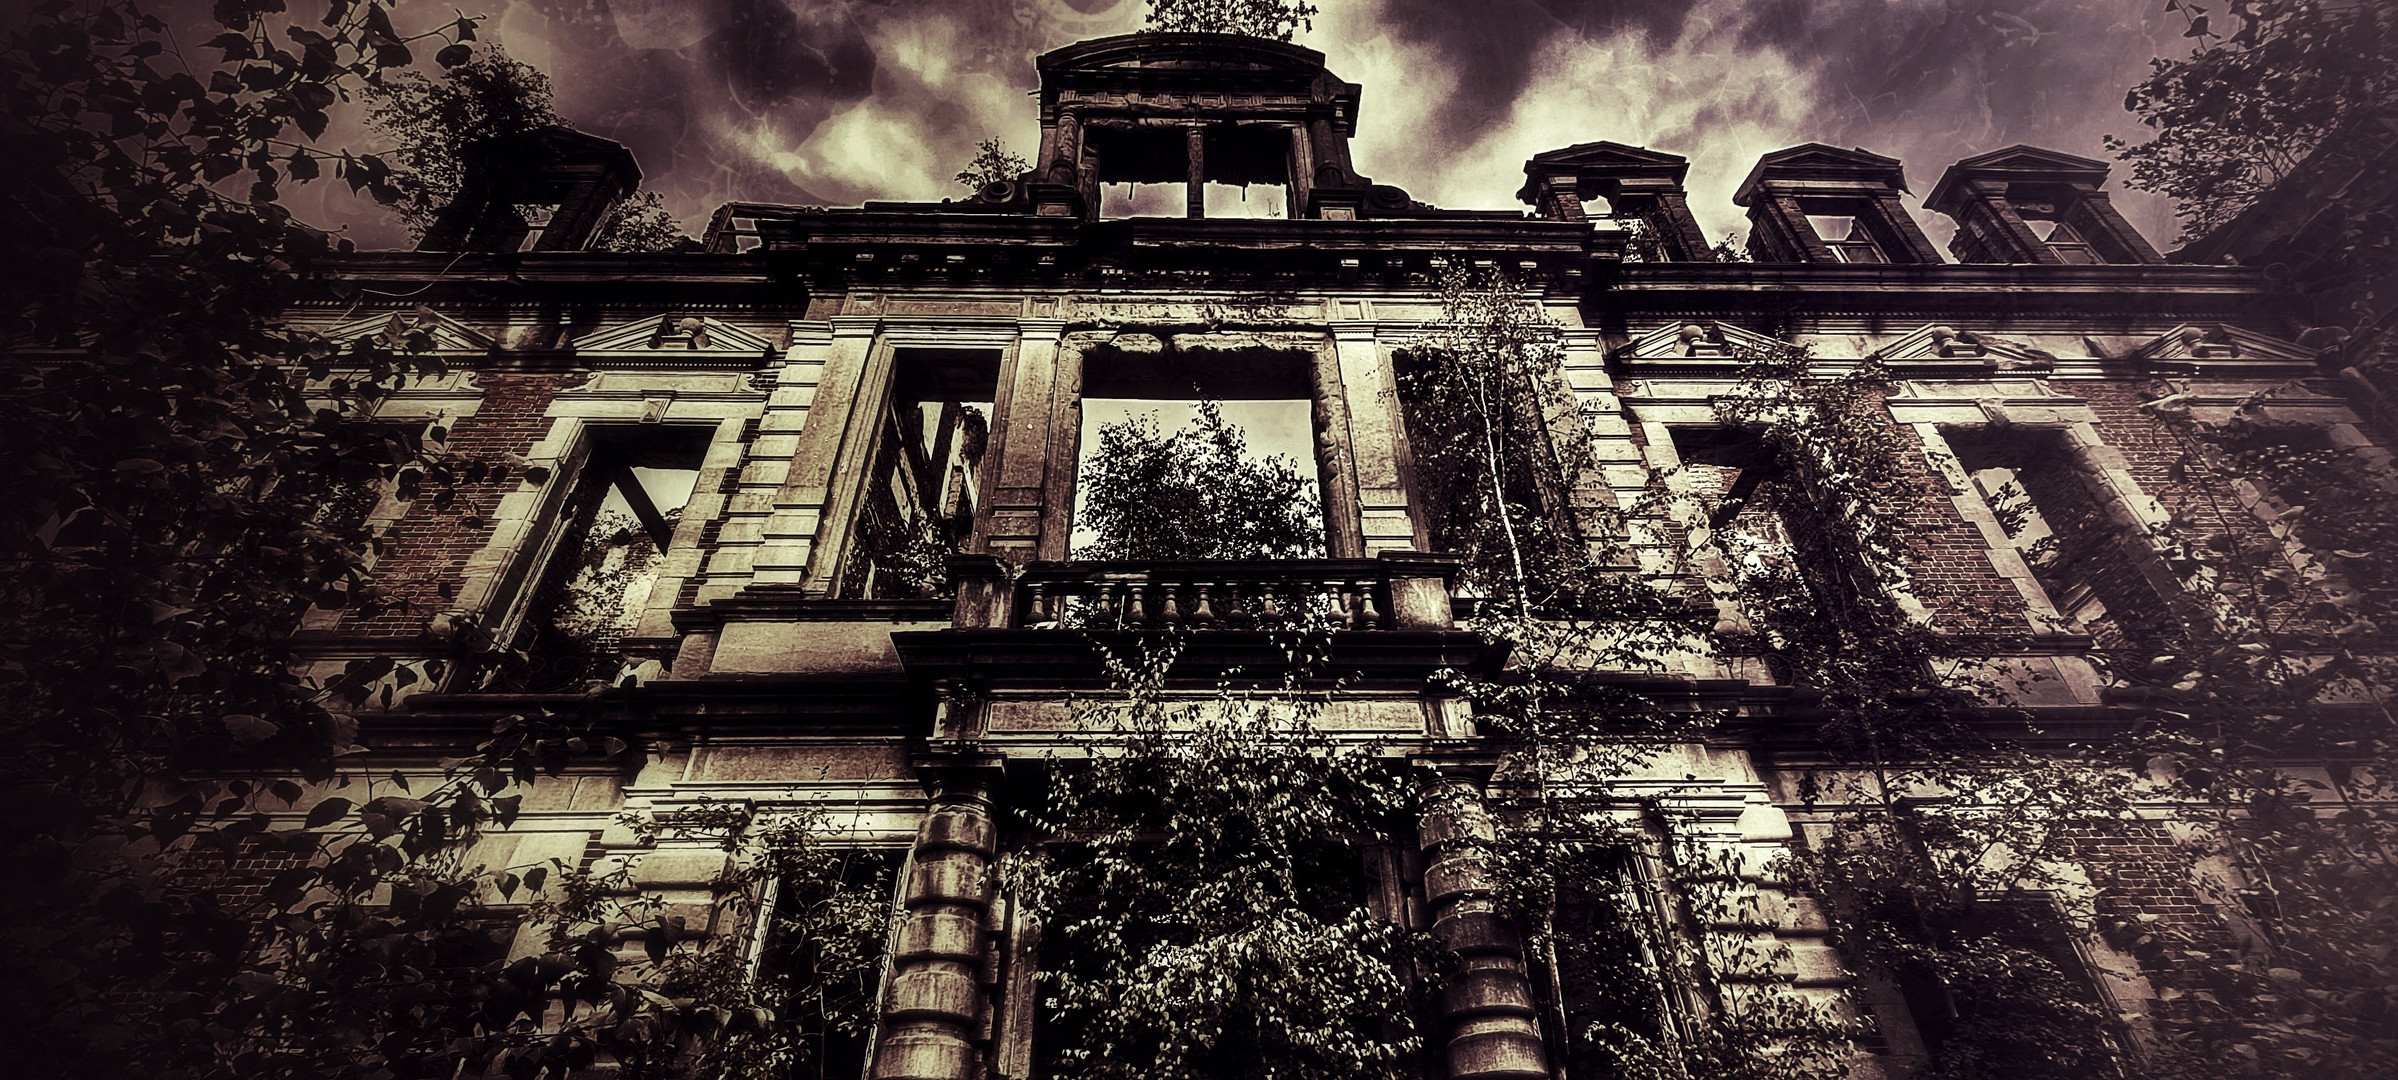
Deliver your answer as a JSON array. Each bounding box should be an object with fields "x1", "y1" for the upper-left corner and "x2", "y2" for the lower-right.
[{"x1": 965, "y1": 552, "x2": 1461, "y2": 632}]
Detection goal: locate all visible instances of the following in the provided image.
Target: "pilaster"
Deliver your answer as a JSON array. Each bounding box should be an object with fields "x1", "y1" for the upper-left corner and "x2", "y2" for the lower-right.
[
  {"x1": 978, "y1": 319, "x2": 1072, "y2": 563},
  {"x1": 1331, "y1": 322, "x2": 1427, "y2": 554}
]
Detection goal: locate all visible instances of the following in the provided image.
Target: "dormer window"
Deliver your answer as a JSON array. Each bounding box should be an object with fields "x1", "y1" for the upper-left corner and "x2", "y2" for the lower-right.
[
  {"x1": 1808, "y1": 215, "x2": 1886, "y2": 263},
  {"x1": 512, "y1": 204, "x2": 558, "y2": 252},
  {"x1": 2028, "y1": 219, "x2": 2101, "y2": 264}
]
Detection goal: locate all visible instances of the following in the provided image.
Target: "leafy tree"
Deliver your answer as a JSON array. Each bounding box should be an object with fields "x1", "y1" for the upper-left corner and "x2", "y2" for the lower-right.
[
  {"x1": 1076, "y1": 399, "x2": 1324, "y2": 560},
  {"x1": 366, "y1": 45, "x2": 686, "y2": 251},
  {"x1": 953, "y1": 136, "x2": 1028, "y2": 191},
  {"x1": 1396, "y1": 270, "x2": 1848, "y2": 1080},
  {"x1": 366, "y1": 45, "x2": 559, "y2": 240},
  {"x1": 593, "y1": 189, "x2": 692, "y2": 254},
  {"x1": 2110, "y1": 0, "x2": 2396, "y2": 241},
  {"x1": 0, "y1": 4, "x2": 785, "y2": 1077},
  {"x1": 1144, "y1": 0, "x2": 1319, "y2": 42},
  {"x1": 1008, "y1": 639, "x2": 1431, "y2": 1080}
]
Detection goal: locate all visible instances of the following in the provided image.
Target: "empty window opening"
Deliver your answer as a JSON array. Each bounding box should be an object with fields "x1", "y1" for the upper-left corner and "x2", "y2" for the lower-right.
[
  {"x1": 507, "y1": 426, "x2": 710, "y2": 691},
  {"x1": 754, "y1": 848, "x2": 904, "y2": 1080},
  {"x1": 1203, "y1": 180, "x2": 1287, "y2": 219},
  {"x1": 842, "y1": 348, "x2": 1002, "y2": 598},
  {"x1": 1880, "y1": 891, "x2": 2130, "y2": 1073},
  {"x1": 1527, "y1": 846, "x2": 1696, "y2": 1079},
  {"x1": 513, "y1": 203, "x2": 560, "y2": 252},
  {"x1": 1098, "y1": 182, "x2": 1186, "y2": 219},
  {"x1": 1072, "y1": 397, "x2": 1324, "y2": 560},
  {"x1": 1807, "y1": 214, "x2": 1887, "y2": 263},
  {"x1": 1672, "y1": 428, "x2": 1804, "y2": 587},
  {"x1": 1033, "y1": 840, "x2": 1393, "y2": 1078},
  {"x1": 2027, "y1": 219, "x2": 2101, "y2": 264},
  {"x1": 1944, "y1": 427, "x2": 2176, "y2": 650},
  {"x1": 1391, "y1": 347, "x2": 1585, "y2": 589}
]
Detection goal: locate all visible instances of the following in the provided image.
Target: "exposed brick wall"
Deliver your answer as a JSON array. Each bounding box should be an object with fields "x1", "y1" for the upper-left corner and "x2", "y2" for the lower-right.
[
  {"x1": 2082, "y1": 382, "x2": 2327, "y2": 634},
  {"x1": 1887, "y1": 422, "x2": 2033, "y2": 637},
  {"x1": 2065, "y1": 821, "x2": 2246, "y2": 1030},
  {"x1": 342, "y1": 374, "x2": 575, "y2": 636}
]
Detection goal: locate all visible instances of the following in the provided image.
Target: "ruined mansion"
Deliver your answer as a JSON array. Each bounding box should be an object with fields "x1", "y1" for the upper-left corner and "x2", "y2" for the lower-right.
[{"x1": 275, "y1": 32, "x2": 2390, "y2": 1080}]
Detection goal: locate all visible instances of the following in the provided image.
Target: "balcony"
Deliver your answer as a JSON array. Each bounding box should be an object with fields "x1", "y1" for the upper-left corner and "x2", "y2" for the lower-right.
[
  {"x1": 1008, "y1": 559, "x2": 1408, "y2": 631},
  {"x1": 896, "y1": 550, "x2": 1503, "y2": 685}
]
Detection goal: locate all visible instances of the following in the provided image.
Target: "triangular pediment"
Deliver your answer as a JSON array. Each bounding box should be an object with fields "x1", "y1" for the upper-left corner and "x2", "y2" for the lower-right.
[
  {"x1": 569, "y1": 315, "x2": 782, "y2": 357},
  {"x1": 322, "y1": 305, "x2": 496, "y2": 354},
  {"x1": 2126, "y1": 324, "x2": 2317, "y2": 366},
  {"x1": 1738, "y1": 143, "x2": 1910, "y2": 203},
  {"x1": 1951, "y1": 144, "x2": 2111, "y2": 174},
  {"x1": 1526, "y1": 141, "x2": 1688, "y2": 170},
  {"x1": 1619, "y1": 321, "x2": 1789, "y2": 361},
  {"x1": 1757, "y1": 142, "x2": 1903, "y2": 171},
  {"x1": 1871, "y1": 324, "x2": 2055, "y2": 370}
]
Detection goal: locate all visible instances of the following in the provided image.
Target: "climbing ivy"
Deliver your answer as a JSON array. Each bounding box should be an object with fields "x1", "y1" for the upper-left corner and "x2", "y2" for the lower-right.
[{"x1": 1007, "y1": 635, "x2": 1434, "y2": 1080}]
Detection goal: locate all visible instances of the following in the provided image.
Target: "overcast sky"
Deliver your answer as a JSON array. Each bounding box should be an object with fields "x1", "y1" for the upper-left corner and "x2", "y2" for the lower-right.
[{"x1": 269, "y1": 0, "x2": 2197, "y2": 253}]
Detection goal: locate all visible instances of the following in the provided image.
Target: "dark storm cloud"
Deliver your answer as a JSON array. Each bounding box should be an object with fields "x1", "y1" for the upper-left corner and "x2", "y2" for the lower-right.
[
  {"x1": 708, "y1": 0, "x2": 877, "y2": 110},
  {"x1": 1327, "y1": 0, "x2": 2183, "y2": 242},
  {"x1": 253, "y1": 0, "x2": 2185, "y2": 249}
]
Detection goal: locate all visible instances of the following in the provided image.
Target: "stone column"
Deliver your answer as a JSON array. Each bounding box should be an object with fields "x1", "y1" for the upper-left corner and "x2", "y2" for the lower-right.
[
  {"x1": 1533, "y1": 176, "x2": 1585, "y2": 222},
  {"x1": 1186, "y1": 126, "x2": 1206, "y2": 220},
  {"x1": 1747, "y1": 195, "x2": 1830, "y2": 263},
  {"x1": 1867, "y1": 192, "x2": 1946, "y2": 264},
  {"x1": 1963, "y1": 180, "x2": 2060, "y2": 264},
  {"x1": 1644, "y1": 189, "x2": 1716, "y2": 262},
  {"x1": 1285, "y1": 124, "x2": 1314, "y2": 219},
  {"x1": 1419, "y1": 772, "x2": 1549, "y2": 1080},
  {"x1": 873, "y1": 769, "x2": 1002, "y2": 1080}
]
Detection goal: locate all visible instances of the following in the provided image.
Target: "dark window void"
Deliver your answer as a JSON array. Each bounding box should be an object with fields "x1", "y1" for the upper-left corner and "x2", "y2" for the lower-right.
[
  {"x1": 506, "y1": 426, "x2": 709, "y2": 691},
  {"x1": 2028, "y1": 219, "x2": 2101, "y2": 264},
  {"x1": 757, "y1": 848, "x2": 903, "y2": 1080},
  {"x1": 1071, "y1": 397, "x2": 1325, "y2": 560},
  {"x1": 1943, "y1": 427, "x2": 2177, "y2": 651},
  {"x1": 1807, "y1": 214, "x2": 1887, "y2": 263},
  {"x1": 1883, "y1": 894, "x2": 2128, "y2": 1076},
  {"x1": 1526, "y1": 846, "x2": 1692, "y2": 1079},
  {"x1": 1392, "y1": 349, "x2": 1581, "y2": 577},
  {"x1": 1673, "y1": 427, "x2": 1803, "y2": 585},
  {"x1": 1034, "y1": 842, "x2": 1388, "y2": 1078},
  {"x1": 843, "y1": 348, "x2": 1001, "y2": 598}
]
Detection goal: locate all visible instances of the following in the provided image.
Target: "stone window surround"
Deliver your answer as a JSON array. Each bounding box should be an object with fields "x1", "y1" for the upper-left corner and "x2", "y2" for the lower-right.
[{"x1": 445, "y1": 382, "x2": 765, "y2": 682}]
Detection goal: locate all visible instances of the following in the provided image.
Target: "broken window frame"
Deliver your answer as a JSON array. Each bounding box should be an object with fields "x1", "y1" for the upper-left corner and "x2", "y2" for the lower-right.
[{"x1": 492, "y1": 426, "x2": 707, "y2": 692}]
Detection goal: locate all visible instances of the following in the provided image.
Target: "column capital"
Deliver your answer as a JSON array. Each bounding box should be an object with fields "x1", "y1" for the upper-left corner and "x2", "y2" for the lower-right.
[
  {"x1": 829, "y1": 314, "x2": 883, "y2": 338},
  {"x1": 1328, "y1": 320, "x2": 1379, "y2": 342},
  {"x1": 787, "y1": 319, "x2": 835, "y2": 349},
  {"x1": 1016, "y1": 317, "x2": 1067, "y2": 341}
]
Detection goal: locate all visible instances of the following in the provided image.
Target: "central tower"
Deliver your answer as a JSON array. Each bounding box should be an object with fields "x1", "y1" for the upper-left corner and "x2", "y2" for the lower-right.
[{"x1": 1016, "y1": 32, "x2": 1375, "y2": 219}]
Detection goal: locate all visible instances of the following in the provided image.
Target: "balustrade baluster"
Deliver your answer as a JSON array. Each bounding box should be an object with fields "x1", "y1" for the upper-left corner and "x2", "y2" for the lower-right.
[
  {"x1": 1193, "y1": 584, "x2": 1217, "y2": 626},
  {"x1": 1160, "y1": 586, "x2": 1182, "y2": 627},
  {"x1": 1359, "y1": 584, "x2": 1384, "y2": 629}
]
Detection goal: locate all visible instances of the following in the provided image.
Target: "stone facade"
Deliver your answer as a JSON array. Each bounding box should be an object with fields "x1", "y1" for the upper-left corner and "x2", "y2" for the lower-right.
[{"x1": 274, "y1": 32, "x2": 2382, "y2": 1080}]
